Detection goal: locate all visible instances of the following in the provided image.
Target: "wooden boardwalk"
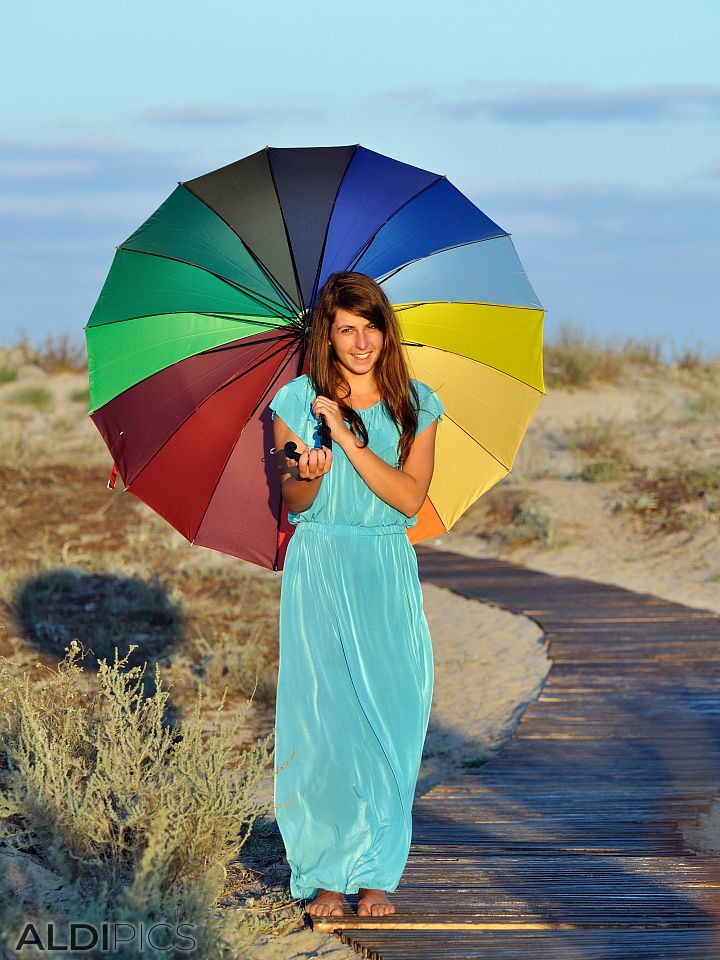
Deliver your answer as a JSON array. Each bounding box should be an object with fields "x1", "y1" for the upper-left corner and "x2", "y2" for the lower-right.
[{"x1": 312, "y1": 547, "x2": 720, "y2": 958}]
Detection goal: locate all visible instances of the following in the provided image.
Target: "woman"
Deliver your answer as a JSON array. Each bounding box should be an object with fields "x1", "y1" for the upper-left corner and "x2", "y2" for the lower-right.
[{"x1": 269, "y1": 271, "x2": 444, "y2": 919}]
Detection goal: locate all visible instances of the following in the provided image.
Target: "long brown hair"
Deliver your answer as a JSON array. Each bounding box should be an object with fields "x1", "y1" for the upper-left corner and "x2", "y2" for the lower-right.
[{"x1": 305, "y1": 271, "x2": 420, "y2": 468}]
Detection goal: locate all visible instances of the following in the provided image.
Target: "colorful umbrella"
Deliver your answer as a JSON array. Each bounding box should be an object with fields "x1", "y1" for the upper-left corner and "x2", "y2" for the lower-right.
[{"x1": 86, "y1": 145, "x2": 544, "y2": 571}]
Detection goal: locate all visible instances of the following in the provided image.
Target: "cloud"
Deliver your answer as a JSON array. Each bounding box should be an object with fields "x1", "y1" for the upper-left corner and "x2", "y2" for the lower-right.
[
  {"x1": 0, "y1": 159, "x2": 95, "y2": 179},
  {"x1": 0, "y1": 136, "x2": 192, "y2": 192},
  {"x1": 0, "y1": 191, "x2": 162, "y2": 221},
  {"x1": 137, "y1": 103, "x2": 326, "y2": 125},
  {"x1": 409, "y1": 84, "x2": 720, "y2": 123}
]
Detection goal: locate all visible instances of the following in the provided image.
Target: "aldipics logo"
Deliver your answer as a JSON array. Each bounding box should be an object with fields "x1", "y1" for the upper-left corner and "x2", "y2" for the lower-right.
[{"x1": 14, "y1": 921, "x2": 198, "y2": 953}]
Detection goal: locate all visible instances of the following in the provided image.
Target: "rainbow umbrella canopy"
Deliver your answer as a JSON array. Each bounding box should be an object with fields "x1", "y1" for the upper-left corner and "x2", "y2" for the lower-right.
[{"x1": 86, "y1": 144, "x2": 544, "y2": 572}]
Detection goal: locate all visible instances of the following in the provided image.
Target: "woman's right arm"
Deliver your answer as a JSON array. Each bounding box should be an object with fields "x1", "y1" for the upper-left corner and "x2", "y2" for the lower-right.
[{"x1": 272, "y1": 414, "x2": 332, "y2": 514}]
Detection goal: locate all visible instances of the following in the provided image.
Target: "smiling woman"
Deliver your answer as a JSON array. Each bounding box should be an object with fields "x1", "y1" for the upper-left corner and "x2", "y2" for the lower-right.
[{"x1": 269, "y1": 271, "x2": 445, "y2": 919}]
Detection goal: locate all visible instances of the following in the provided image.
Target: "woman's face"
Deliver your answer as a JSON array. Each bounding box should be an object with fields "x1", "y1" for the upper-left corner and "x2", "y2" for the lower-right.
[{"x1": 329, "y1": 307, "x2": 385, "y2": 377}]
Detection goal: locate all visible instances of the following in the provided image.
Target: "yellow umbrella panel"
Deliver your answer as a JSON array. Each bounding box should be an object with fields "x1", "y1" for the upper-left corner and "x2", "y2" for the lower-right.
[{"x1": 393, "y1": 300, "x2": 545, "y2": 543}]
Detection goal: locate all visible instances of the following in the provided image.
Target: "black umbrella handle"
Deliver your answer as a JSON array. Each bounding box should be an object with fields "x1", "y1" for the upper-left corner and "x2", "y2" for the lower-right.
[
  {"x1": 318, "y1": 413, "x2": 332, "y2": 449},
  {"x1": 283, "y1": 442, "x2": 301, "y2": 462},
  {"x1": 283, "y1": 413, "x2": 332, "y2": 463}
]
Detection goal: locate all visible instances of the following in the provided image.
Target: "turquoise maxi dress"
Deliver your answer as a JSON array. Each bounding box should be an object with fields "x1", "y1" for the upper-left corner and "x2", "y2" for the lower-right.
[{"x1": 268, "y1": 373, "x2": 445, "y2": 901}]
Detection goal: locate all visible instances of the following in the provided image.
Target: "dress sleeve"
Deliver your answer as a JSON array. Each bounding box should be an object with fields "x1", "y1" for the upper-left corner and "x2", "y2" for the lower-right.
[
  {"x1": 415, "y1": 381, "x2": 445, "y2": 436},
  {"x1": 269, "y1": 380, "x2": 313, "y2": 442}
]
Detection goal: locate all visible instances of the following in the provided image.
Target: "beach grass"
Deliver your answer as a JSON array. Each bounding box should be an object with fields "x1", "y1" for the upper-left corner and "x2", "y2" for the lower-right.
[
  {"x1": 8, "y1": 386, "x2": 52, "y2": 410},
  {"x1": 563, "y1": 414, "x2": 636, "y2": 468},
  {"x1": 544, "y1": 320, "x2": 719, "y2": 389},
  {"x1": 18, "y1": 332, "x2": 87, "y2": 373},
  {"x1": 610, "y1": 461, "x2": 720, "y2": 534},
  {"x1": 0, "y1": 640, "x2": 291, "y2": 956}
]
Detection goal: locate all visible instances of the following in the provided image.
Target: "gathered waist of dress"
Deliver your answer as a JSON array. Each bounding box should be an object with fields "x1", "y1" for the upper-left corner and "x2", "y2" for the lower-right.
[{"x1": 293, "y1": 520, "x2": 409, "y2": 537}]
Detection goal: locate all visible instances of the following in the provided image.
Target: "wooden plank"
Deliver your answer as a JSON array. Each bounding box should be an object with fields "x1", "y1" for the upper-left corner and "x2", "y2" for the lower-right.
[{"x1": 309, "y1": 550, "x2": 720, "y2": 957}]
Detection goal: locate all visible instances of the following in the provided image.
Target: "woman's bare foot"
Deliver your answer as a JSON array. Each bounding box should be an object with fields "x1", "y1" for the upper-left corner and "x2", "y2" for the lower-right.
[
  {"x1": 305, "y1": 888, "x2": 346, "y2": 917},
  {"x1": 357, "y1": 887, "x2": 396, "y2": 917}
]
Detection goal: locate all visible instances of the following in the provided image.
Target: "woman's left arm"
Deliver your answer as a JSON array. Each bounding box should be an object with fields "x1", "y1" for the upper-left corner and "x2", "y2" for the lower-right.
[{"x1": 312, "y1": 395, "x2": 438, "y2": 517}]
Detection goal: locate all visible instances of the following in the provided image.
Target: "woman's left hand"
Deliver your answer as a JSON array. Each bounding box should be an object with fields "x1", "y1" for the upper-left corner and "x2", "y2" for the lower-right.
[{"x1": 312, "y1": 396, "x2": 352, "y2": 445}]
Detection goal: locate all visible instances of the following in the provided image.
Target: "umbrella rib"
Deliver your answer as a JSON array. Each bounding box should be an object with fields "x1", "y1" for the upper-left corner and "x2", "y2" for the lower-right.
[
  {"x1": 402, "y1": 339, "x2": 547, "y2": 396},
  {"x1": 122, "y1": 335, "x2": 302, "y2": 490},
  {"x1": 266, "y1": 146, "x2": 308, "y2": 317},
  {"x1": 438, "y1": 410, "x2": 513, "y2": 473},
  {"x1": 344, "y1": 174, "x2": 445, "y2": 274},
  {"x1": 308, "y1": 144, "x2": 359, "y2": 307},
  {"x1": 180, "y1": 183, "x2": 301, "y2": 315},
  {"x1": 394, "y1": 299, "x2": 543, "y2": 312},
  {"x1": 404, "y1": 345, "x2": 544, "y2": 470},
  {"x1": 375, "y1": 234, "x2": 518, "y2": 287},
  {"x1": 117, "y1": 246, "x2": 297, "y2": 319},
  {"x1": 84, "y1": 311, "x2": 293, "y2": 332},
  {"x1": 190, "y1": 338, "x2": 306, "y2": 544}
]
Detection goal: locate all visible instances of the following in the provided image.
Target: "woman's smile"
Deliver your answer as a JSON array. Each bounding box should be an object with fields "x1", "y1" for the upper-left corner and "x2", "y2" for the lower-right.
[{"x1": 330, "y1": 306, "x2": 384, "y2": 375}]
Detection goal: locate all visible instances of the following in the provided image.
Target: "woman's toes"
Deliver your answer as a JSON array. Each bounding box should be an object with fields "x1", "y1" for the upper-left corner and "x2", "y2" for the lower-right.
[
  {"x1": 357, "y1": 890, "x2": 395, "y2": 918},
  {"x1": 306, "y1": 893, "x2": 344, "y2": 917}
]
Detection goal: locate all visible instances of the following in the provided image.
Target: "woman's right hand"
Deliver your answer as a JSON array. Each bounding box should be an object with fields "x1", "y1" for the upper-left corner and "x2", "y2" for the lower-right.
[{"x1": 294, "y1": 445, "x2": 333, "y2": 481}]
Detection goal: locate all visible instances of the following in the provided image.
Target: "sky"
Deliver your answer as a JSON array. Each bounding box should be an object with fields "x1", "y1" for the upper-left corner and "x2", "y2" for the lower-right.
[{"x1": 1, "y1": 0, "x2": 719, "y2": 359}]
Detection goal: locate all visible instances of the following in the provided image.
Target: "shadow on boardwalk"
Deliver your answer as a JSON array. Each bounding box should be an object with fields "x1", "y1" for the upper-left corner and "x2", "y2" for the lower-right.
[{"x1": 317, "y1": 548, "x2": 720, "y2": 960}]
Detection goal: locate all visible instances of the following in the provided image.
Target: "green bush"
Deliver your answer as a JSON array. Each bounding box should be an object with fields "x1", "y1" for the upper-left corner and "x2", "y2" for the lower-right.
[
  {"x1": 8, "y1": 387, "x2": 52, "y2": 410},
  {"x1": 504, "y1": 501, "x2": 560, "y2": 547},
  {"x1": 580, "y1": 458, "x2": 627, "y2": 483},
  {"x1": 0, "y1": 368, "x2": 17, "y2": 384}
]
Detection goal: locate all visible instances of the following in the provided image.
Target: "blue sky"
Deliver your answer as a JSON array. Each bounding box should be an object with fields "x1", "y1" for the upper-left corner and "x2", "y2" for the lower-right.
[{"x1": 2, "y1": 0, "x2": 719, "y2": 358}]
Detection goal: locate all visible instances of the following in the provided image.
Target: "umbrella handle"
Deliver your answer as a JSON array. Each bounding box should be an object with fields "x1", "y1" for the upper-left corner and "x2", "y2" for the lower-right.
[
  {"x1": 280, "y1": 409, "x2": 332, "y2": 462},
  {"x1": 318, "y1": 413, "x2": 332, "y2": 449},
  {"x1": 282, "y1": 414, "x2": 332, "y2": 463},
  {"x1": 283, "y1": 442, "x2": 301, "y2": 462}
]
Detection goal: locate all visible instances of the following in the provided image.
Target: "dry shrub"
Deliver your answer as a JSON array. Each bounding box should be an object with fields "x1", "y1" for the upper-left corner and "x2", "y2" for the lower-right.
[
  {"x1": 0, "y1": 421, "x2": 35, "y2": 470},
  {"x1": 16, "y1": 333, "x2": 87, "y2": 374},
  {"x1": 175, "y1": 627, "x2": 278, "y2": 707},
  {"x1": 545, "y1": 321, "x2": 664, "y2": 388},
  {"x1": 563, "y1": 414, "x2": 635, "y2": 468},
  {"x1": 685, "y1": 381, "x2": 720, "y2": 419},
  {"x1": 673, "y1": 344, "x2": 718, "y2": 372},
  {"x1": 610, "y1": 463, "x2": 720, "y2": 534},
  {"x1": 457, "y1": 486, "x2": 562, "y2": 548},
  {"x1": 0, "y1": 641, "x2": 295, "y2": 957}
]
